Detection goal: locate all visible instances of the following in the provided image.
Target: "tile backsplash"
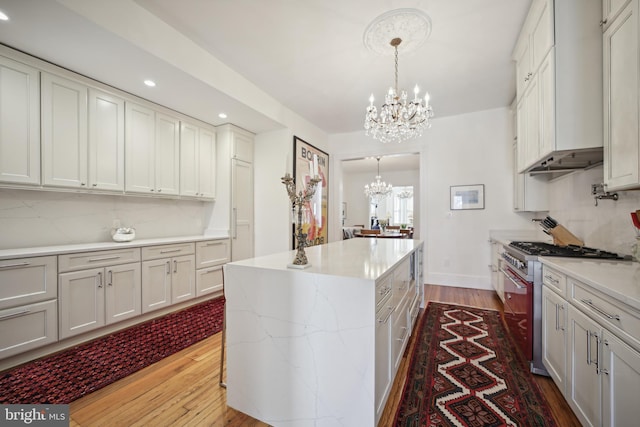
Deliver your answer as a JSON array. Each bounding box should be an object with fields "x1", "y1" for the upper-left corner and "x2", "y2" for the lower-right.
[{"x1": 0, "y1": 189, "x2": 208, "y2": 250}]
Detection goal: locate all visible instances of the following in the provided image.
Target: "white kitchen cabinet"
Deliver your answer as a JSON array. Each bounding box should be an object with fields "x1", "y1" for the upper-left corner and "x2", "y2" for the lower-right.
[
  {"x1": 603, "y1": 0, "x2": 633, "y2": 27},
  {"x1": 0, "y1": 256, "x2": 58, "y2": 359},
  {"x1": 180, "y1": 119, "x2": 216, "y2": 200},
  {"x1": 601, "y1": 329, "x2": 640, "y2": 427},
  {"x1": 514, "y1": 0, "x2": 602, "y2": 173},
  {"x1": 603, "y1": 0, "x2": 640, "y2": 191},
  {"x1": 231, "y1": 158, "x2": 254, "y2": 261},
  {"x1": 58, "y1": 248, "x2": 141, "y2": 339},
  {"x1": 542, "y1": 285, "x2": 568, "y2": 394},
  {"x1": 567, "y1": 304, "x2": 602, "y2": 427},
  {"x1": 125, "y1": 102, "x2": 180, "y2": 196},
  {"x1": 141, "y1": 243, "x2": 195, "y2": 313},
  {"x1": 88, "y1": 88, "x2": 125, "y2": 192},
  {"x1": 195, "y1": 239, "x2": 229, "y2": 297},
  {"x1": 489, "y1": 240, "x2": 504, "y2": 301},
  {"x1": 0, "y1": 55, "x2": 40, "y2": 186},
  {"x1": 41, "y1": 72, "x2": 88, "y2": 189}
]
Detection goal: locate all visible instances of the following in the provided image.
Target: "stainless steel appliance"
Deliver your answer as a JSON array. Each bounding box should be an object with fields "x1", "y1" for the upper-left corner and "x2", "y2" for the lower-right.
[{"x1": 500, "y1": 241, "x2": 627, "y2": 376}]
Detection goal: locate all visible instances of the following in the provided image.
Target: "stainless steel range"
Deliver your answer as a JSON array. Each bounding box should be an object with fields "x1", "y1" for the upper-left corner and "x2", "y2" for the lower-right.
[{"x1": 500, "y1": 241, "x2": 627, "y2": 376}]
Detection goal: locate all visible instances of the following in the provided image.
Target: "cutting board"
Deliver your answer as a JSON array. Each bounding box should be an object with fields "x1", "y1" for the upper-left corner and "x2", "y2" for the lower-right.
[{"x1": 549, "y1": 225, "x2": 584, "y2": 247}]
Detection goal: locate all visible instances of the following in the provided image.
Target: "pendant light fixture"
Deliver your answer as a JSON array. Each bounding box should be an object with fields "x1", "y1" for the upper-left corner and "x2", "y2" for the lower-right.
[{"x1": 364, "y1": 156, "x2": 393, "y2": 205}]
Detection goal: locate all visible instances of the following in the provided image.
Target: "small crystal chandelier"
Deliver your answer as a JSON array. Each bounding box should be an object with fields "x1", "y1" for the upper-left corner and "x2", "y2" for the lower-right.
[
  {"x1": 397, "y1": 188, "x2": 413, "y2": 199},
  {"x1": 364, "y1": 157, "x2": 393, "y2": 205},
  {"x1": 364, "y1": 37, "x2": 433, "y2": 144}
]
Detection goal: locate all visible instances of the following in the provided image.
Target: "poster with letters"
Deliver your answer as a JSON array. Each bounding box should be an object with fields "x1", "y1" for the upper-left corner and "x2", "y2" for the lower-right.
[{"x1": 293, "y1": 136, "x2": 328, "y2": 249}]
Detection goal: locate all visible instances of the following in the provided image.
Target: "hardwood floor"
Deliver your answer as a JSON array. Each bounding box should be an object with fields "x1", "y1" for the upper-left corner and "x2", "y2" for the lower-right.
[{"x1": 69, "y1": 284, "x2": 580, "y2": 426}]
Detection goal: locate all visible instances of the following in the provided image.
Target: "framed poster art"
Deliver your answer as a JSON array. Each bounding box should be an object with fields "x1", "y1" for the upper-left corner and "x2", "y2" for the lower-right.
[
  {"x1": 450, "y1": 184, "x2": 485, "y2": 210},
  {"x1": 293, "y1": 136, "x2": 329, "y2": 249}
]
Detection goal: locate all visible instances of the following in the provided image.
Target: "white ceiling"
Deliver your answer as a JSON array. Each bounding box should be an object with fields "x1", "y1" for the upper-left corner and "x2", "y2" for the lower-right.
[{"x1": 0, "y1": 0, "x2": 531, "y2": 136}]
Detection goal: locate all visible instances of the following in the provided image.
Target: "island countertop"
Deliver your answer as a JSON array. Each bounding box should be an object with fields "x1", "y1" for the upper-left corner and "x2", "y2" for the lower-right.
[{"x1": 228, "y1": 237, "x2": 422, "y2": 280}]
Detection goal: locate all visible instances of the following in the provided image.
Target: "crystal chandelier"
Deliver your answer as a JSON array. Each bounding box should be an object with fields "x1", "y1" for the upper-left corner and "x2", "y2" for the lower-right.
[
  {"x1": 364, "y1": 37, "x2": 433, "y2": 144},
  {"x1": 397, "y1": 188, "x2": 413, "y2": 199},
  {"x1": 364, "y1": 157, "x2": 393, "y2": 205}
]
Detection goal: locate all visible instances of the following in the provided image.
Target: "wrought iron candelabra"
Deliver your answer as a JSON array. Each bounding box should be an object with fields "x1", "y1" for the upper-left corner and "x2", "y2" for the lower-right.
[{"x1": 281, "y1": 172, "x2": 321, "y2": 268}]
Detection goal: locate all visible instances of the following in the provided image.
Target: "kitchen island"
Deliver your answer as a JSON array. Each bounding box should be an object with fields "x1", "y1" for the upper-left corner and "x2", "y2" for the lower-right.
[{"x1": 223, "y1": 238, "x2": 424, "y2": 427}]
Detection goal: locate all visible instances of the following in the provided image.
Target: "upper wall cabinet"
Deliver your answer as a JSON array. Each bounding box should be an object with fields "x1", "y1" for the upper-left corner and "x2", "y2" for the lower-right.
[
  {"x1": 180, "y1": 120, "x2": 216, "y2": 200},
  {"x1": 514, "y1": 0, "x2": 603, "y2": 173},
  {"x1": 0, "y1": 56, "x2": 40, "y2": 186},
  {"x1": 42, "y1": 72, "x2": 125, "y2": 192},
  {"x1": 125, "y1": 102, "x2": 180, "y2": 196},
  {"x1": 603, "y1": 0, "x2": 640, "y2": 191}
]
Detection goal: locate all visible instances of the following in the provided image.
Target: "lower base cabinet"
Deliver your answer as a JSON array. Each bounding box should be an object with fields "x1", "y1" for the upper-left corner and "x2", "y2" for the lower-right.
[
  {"x1": 142, "y1": 255, "x2": 195, "y2": 313},
  {"x1": 59, "y1": 262, "x2": 141, "y2": 339},
  {"x1": 542, "y1": 286, "x2": 567, "y2": 393},
  {"x1": 0, "y1": 300, "x2": 58, "y2": 358}
]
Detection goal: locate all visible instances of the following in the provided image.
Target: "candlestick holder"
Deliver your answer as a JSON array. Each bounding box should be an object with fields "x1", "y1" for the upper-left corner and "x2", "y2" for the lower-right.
[{"x1": 281, "y1": 172, "x2": 321, "y2": 269}]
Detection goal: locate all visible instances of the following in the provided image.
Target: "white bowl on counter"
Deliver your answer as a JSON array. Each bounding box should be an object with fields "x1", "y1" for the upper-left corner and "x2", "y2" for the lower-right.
[{"x1": 111, "y1": 227, "x2": 136, "y2": 242}]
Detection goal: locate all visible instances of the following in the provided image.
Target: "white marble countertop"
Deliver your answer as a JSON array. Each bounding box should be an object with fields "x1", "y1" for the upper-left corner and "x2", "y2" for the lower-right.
[
  {"x1": 228, "y1": 238, "x2": 422, "y2": 281},
  {"x1": 0, "y1": 233, "x2": 229, "y2": 260},
  {"x1": 539, "y1": 257, "x2": 640, "y2": 311}
]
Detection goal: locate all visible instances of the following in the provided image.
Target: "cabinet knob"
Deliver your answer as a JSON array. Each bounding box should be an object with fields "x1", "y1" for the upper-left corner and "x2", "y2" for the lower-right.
[
  {"x1": 157, "y1": 189, "x2": 162, "y2": 193},
  {"x1": 600, "y1": 19, "x2": 607, "y2": 27},
  {"x1": 92, "y1": 183, "x2": 97, "y2": 187},
  {"x1": 80, "y1": 182, "x2": 86, "y2": 186}
]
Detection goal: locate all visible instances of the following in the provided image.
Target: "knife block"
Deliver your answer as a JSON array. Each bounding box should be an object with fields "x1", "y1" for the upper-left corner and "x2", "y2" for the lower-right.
[{"x1": 549, "y1": 225, "x2": 584, "y2": 247}]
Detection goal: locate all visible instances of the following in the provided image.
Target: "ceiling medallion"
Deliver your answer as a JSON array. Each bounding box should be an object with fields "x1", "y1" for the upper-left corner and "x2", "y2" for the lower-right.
[{"x1": 363, "y1": 9, "x2": 434, "y2": 144}]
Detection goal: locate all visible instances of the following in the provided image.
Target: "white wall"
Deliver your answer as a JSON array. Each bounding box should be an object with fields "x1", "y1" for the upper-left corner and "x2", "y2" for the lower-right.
[
  {"x1": 329, "y1": 107, "x2": 537, "y2": 290},
  {"x1": 547, "y1": 166, "x2": 640, "y2": 256},
  {"x1": 0, "y1": 189, "x2": 207, "y2": 249}
]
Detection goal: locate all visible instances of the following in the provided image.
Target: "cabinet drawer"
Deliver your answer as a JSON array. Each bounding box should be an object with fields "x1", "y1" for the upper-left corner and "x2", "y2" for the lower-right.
[
  {"x1": 59, "y1": 248, "x2": 141, "y2": 272},
  {"x1": 0, "y1": 256, "x2": 57, "y2": 309},
  {"x1": 0, "y1": 299, "x2": 58, "y2": 359},
  {"x1": 571, "y1": 279, "x2": 640, "y2": 351},
  {"x1": 141, "y1": 243, "x2": 194, "y2": 261},
  {"x1": 196, "y1": 239, "x2": 230, "y2": 269},
  {"x1": 375, "y1": 273, "x2": 392, "y2": 311},
  {"x1": 542, "y1": 265, "x2": 566, "y2": 297},
  {"x1": 196, "y1": 265, "x2": 224, "y2": 296}
]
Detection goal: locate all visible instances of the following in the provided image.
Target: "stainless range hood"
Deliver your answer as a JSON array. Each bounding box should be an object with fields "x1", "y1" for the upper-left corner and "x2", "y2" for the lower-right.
[{"x1": 526, "y1": 147, "x2": 603, "y2": 179}]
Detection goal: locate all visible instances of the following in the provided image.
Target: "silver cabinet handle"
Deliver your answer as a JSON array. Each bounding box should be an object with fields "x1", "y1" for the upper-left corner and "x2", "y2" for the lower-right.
[
  {"x1": 558, "y1": 304, "x2": 565, "y2": 331},
  {"x1": 160, "y1": 249, "x2": 182, "y2": 254},
  {"x1": 544, "y1": 274, "x2": 559, "y2": 285},
  {"x1": 174, "y1": 260, "x2": 177, "y2": 274},
  {"x1": 0, "y1": 309, "x2": 30, "y2": 320},
  {"x1": 205, "y1": 241, "x2": 223, "y2": 246},
  {"x1": 586, "y1": 330, "x2": 592, "y2": 365},
  {"x1": 600, "y1": 340, "x2": 610, "y2": 375},
  {"x1": 108, "y1": 269, "x2": 113, "y2": 286},
  {"x1": 555, "y1": 304, "x2": 560, "y2": 331},
  {"x1": 0, "y1": 262, "x2": 30, "y2": 269},
  {"x1": 97, "y1": 271, "x2": 103, "y2": 288},
  {"x1": 88, "y1": 255, "x2": 121, "y2": 262},
  {"x1": 581, "y1": 299, "x2": 621, "y2": 321},
  {"x1": 166, "y1": 261, "x2": 171, "y2": 275},
  {"x1": 233, "y1": 207, "x2": 238, "y2": 239},
  {"x1": 396, "y1": 326, "x2": 409, "y2": 342},
  {"x1": 377, "y1": 306, "x2": 394, "y2": 324}
]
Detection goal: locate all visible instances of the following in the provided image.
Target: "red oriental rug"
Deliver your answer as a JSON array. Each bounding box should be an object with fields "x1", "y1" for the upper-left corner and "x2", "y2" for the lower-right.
[
  {"x1": 0, "y1": 297, "x2": 224, "y2": 404},
  {"x1": 394, "y1": 302, "x2": 555, "y2": 427}
]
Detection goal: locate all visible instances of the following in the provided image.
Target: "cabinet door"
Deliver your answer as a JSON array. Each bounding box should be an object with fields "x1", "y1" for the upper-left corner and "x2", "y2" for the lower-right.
[
  {"x1": 567, "y1": 305, "x2": 602, "y2": 427},
  {"x1": 530, "y1": 0, "x2": 554, "y2": 72},
  {"x1": 179, "y1": 121, "x2": 199, "y2": 197},
  {"x1": 59, "y1": 267, "x2": 105, "y2": 339},
  {"x1": 198, "y1": 126, "x2": 216, "y2": 199},
  {"x1": 41, "y1": 72, "x2": 88, "y2": 189},
  {"x1": 105, "y1": 262, "x2": 141, "y2": 324},
  {"x1": 171, "y1": 255, "x2": 195, "y2": 304},
  {"x1": 603, "y1": 1, "x2": 640, "y2": 190},
  {"x1": 141, "y1": 259, "x2": 172, "y2": 313},
  {"x1": 231, "y1": 159, "x2": 254, "y2": 261},
  {"x1": 515, "y1": 42, "x2": 531, "y2": 101},
  {"x1": 196, "y1": 265, "x2": 223, "y2": 296},
  {"x1": 232, "y1": 131, "x2": 254, "y2": 163},
  {"x1": 375, "y1": 306, "x2": 393, "y2": 423},
  {"x1": 516, "y1": 98, "x2": 528, "y2": 173},
  {"x1": 542, "y1": 286, "x2": 568, "y2": 394},
  {"x1": 125, "y1": 102, "x2": 155, "y2": 194},
  {"x1": 601, "y1": 330, "x2": 640, "y2": 427},
  {"x1": 524, "y1": 74, "x2": 540, "y2": 168},
  {"x1": 155, "y1": 112, "x2": 180, "y2": 196},
  {"x1": 603, "y1": 0, "x2": 633, "y2": 25},
  {"x1": 0, "y1": 55, "x2": 40, "y2": 185},
  {"x1": 88, "y1": 89, "x2": 124, "y2": 192},
  {"x1": 538, "y1": 51, "x2": 556, "y2": 160}
]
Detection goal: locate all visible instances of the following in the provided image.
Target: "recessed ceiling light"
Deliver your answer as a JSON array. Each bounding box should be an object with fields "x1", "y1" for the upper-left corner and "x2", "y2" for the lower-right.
[
  {"x1": 218, "y1": 113, "x2": 227, "y2": 119},
  {"x1": 143, "y1": 79, "x2": 156, "y2": 87},
  {"x1": 0, "y1": 11, "x2": 9, "y2": 21}
]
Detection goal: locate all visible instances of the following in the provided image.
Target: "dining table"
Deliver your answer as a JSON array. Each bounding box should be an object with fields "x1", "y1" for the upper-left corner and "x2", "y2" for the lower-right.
[{"x1": 354, "y1": 231, "x2": 408, "y2": 239}]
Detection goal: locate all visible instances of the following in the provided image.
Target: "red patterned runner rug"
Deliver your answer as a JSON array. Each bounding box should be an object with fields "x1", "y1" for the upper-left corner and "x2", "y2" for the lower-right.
[
  {"x1": 0, "y1": 297, "x2": 224, "y2": 404},
  {"x1": 394, "y1": 302, "x2": 555, "y2": 427}
]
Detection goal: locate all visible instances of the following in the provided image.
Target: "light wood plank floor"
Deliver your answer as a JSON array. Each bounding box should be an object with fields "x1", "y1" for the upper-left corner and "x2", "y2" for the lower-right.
[{"x1": 69, "y1": 284, "x2": 580, "y2": 426}]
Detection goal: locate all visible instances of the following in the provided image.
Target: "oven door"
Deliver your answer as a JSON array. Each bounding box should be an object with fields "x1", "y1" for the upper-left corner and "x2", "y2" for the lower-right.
[{"x1": 499, "y1": 260, "x2": 533, "y2": 361}]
